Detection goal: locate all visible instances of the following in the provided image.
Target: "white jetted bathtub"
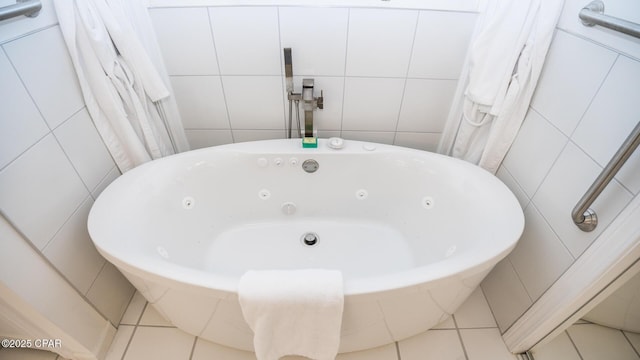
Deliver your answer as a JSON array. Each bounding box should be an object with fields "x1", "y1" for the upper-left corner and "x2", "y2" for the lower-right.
[{"x1": 88, "y1": 139, "x2": 524, "y2": 353}]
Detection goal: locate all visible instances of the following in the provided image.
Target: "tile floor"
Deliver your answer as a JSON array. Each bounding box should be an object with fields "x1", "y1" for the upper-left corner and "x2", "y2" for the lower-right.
[
  {"x1": 2, "y1": 288, "x2": 639, "y2": 360},
  {"x1": 531, "y1": 321, "x2": 640, "y2": 360},
  {"x1": 109, "y1": 288, "x2": 516, "y2": 360}
]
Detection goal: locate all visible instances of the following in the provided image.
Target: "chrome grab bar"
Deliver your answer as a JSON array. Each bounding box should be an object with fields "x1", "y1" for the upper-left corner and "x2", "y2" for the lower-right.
[
  {"x1": 0, "y1": 0, "x2": 41, "y2": 22},
  {"x1": 579, "y1": 1, "x2": 640, "y2": 39},
  {"x1": 572, "y1": 121, "x2": 640, "y2": 231}
]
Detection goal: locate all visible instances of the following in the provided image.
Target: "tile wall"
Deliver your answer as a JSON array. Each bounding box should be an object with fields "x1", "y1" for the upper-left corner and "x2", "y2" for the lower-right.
[
  {"x1": 0, "y1": 15, "x2": 134, "y2": 326},
  {"x1": 147, "y1": 5, "x2": 478, "y2": 151},
  {"x1": 481, "y1": 0, "x2": 640, "y2": 332}
]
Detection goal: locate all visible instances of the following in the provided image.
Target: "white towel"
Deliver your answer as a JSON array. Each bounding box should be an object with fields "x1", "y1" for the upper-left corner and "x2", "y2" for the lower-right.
[{"x1": 238, "y1": 269, "x2": 344, "y2": 360}]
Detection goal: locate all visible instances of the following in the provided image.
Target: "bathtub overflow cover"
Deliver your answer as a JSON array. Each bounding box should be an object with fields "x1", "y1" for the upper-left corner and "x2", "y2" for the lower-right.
[
  {"x1": 301, "y1": 232, "x2": 319, "y2": 246},
  {"x1": 302, "y1": 159, "x2": 319, "y2": 173}
]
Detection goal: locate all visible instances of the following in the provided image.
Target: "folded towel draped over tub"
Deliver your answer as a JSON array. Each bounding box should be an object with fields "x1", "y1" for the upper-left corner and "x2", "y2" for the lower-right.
[{"x1": 238, "y1": 269, "x2": 344, "y2": 360}]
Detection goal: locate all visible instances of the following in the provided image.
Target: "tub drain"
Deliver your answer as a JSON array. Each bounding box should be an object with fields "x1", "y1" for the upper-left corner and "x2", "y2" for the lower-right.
[{"x1": 301, "y1": 232, "x2": 319, "y2": 246}]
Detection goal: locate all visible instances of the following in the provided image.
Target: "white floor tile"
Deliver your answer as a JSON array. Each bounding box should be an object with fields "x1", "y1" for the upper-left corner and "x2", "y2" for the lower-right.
[
  {"x1": 191, "y1": 339, "x2": 256, "y2": 360},
  {"x1": 336, "y1": 343, "x2": 397, "y2": 360},
  {"x1": 454, "y1": 288, "x2": 497, "y2": 329},
  {"x1": 398, "y1": 330, "x2": 465, "y2": 360},
  {"x1": 531, "y1": 331, "x2": 581, "y2": 360},
  {"x1": 460, "y1": 328, "x2": 517, "y2": 360},
  {"x1": 124, "y1": 327, "x2": 194, "y2": 360},
  {"x1": 567, "y1": 324, "x2": 640, "y2": 360},
  {"x1": 120, "y1": 292, "x2": 147, "y2": 325},
  {"x1": 139, "y1": 303, "x2": 173, "y2": 327},
  {"x1": 105, "y1": 325, "x2": 135, "y2": 360}
]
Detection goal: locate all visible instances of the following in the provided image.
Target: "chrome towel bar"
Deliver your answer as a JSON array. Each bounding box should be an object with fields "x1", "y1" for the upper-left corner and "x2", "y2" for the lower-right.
[
  {"x1": 579, "y1": 1, "x2": 640, "y2": 39},
  {"x1": 0, "y1": 0, "x2": 41, "y2": 22},
  {"x1": 572, "y1": 121, "x2": 640, "y2": 231}
]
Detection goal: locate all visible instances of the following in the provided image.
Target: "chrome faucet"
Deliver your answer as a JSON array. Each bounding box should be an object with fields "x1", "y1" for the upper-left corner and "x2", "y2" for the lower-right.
[
  {"x1": 302, "y1": 78, "x2": 323, "y2": 141},
  {"x1": 283, "y1": 48, "x2": 323, "y2": 148}
]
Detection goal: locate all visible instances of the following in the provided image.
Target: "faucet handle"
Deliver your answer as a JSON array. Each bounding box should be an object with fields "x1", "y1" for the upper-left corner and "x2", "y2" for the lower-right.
[{"x1": 317, "y1": 90, "x2": 324, "y2": 110}]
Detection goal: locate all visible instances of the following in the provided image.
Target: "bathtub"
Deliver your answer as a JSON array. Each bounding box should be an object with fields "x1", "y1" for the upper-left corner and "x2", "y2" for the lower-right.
[{"x1": 88, "y1": 138, "x2": 524, "y2": 353}]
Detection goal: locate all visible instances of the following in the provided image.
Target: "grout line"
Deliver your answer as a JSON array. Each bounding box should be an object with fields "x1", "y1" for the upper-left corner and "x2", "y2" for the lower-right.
[
  {"x1": 555, "y1": 28, "x2": 640, "y2": 63},
  {"x1": 276, "y1": 7, "x2": 288, "y2": 139},
  {"x1": 564, "y1": 330, "x2": 585, "y2": 360},
  {"x1": 338, "y1": 8, "x2": 350, "y2": 138},
  {"x1": 206, "y1": 8, "x2": 235, "y2": 143},
  {"x1": 391, "y1": 10, "x2": 420, "y2": 145},
  {"x1": 0, "y1": 23, "x2": 59, "y2": 46},
  {"x1": 188, "y1": 336, "x2": 198, "y2": 360},
  {"x1": 119, "y1": 302, "x2": 149, "y2": 360},
  {"x1": 452, "y1": 315, "x2": 470, "y2": 360},
  {"x1": 147, "y1": 4, "x2": 479, "y2": 14},
  {"x1": 395, "y1": 341, "x2": 402, "y2": 360},
  {"x1": 623, "y1": 330, "x2": 640, "y2": 358},
  {"x1": 567, "y1": 53, "x2": 619, "y2": 140}
]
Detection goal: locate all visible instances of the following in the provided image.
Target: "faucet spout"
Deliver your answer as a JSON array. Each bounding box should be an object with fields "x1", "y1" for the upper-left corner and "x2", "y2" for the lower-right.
[{"x1": 302, "y1": 79, "x2": 315, "y2": 138}]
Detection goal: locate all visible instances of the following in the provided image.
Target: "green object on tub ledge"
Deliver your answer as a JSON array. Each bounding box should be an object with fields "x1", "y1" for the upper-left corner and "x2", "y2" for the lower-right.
[{"x1": 302, "y1": 137, "x2": 318, "y2": 148}]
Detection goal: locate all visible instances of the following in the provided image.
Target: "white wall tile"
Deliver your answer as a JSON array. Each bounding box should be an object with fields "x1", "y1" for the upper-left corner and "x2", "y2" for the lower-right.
[
  {"x1": 459, "y1": 328, "x2": 517, "y2": 360},
  {"x1": 0, "y1": 50, "x2": 48, "y2": 169},
  {"x1": 567, "y1": 324, "x2": 640, "y2": 360},
  {"x1": 170, "y1": 76, "x2": 229, "y2": 129},
  {"x1": 408, "y1": 11, "x2": 477, "y2": 79},
  {"x1": 0, "y1": 217, "x2": 115, "y2": 357},
  {"x1": 495, "y1": 166, "x2": 530, "y2": 209},
  {"x1": 0, "y1": 0, "x2": 58, "y2": 45},
  {"x1": 287, "y1": 76, "x2": 344, "y2": 131},
  {"x1": 279, "y1": 7, "x2": 348, "y2": 76},
  {"x1": 502, "y1": 109, "x2": 567, "y2": 197},
  {"x1": 54, "y1": 109, "x2": 115, "y2": 191},
  {"x1": 508, "y1": 205, "x2": 574, "y2": 301},
  {"x1": 42, "y1": 197, "x2": 106, "y2": 294},
  {"x1": 342, "y1": 77, "x2": 405, "y2": 131},
  {"x1": 92, "y1": 167, "x2": 120, "y2": 199},
  {"x1": 3, "y1": 26, "x2": 84, "y2": 129},
  {"x1": 191, "y1": 339, "x2": 256, "y2": 360},
  {"x1": 453, "y1": 288, "x2": 496, "y2": 328},
  {"x1": 148, "y1": 8, "x2": 219, "y2": 75},
  {"x1": 87, "y1": 263, "x2": 135, "y2": 325},
  {"x1": 572, "y1": 56, "x2": 640, "y2": 195},
  {"x1": 210, "y1": 7, "x2": 281, "y2": 75},
  {"x1": 557, "y1": 0, "x2": 640, "y2": 61},
  {"x1": 232, "y1": 130, "x2": 285, "y2": 143},
  {"x1": 530, "y1": 30, "x2": 617, "y2": 136},
  {"x1": 393, "y1": 132, "x2": 440, "y2": 152},
  {"x1": 124, "y1": 327, "x2": 194, "y2": 360},
  {"x1": 481, "y1": 259, "x2": 532, "y2": 332},
  {"x1": 0, "y1": 135, "x2": 88, "y2": 249},
  {"x1": 532, "y1": 142, "x2": 633, "y2": 258},
  {"x1": 397, "y1": 79, "x2": 457, "y2": 132},
  {"x1": 341, "y1": 131, "x2": 395, "y2": 145},
  {"x1": 185, "y1": 129, "x2": 233, "y2": 149},
  {"x1": 223, "y1": 76, "x2": 285, "y2": 130},
  {"x1": 398, "y1": 330, "x2": 465, "y2": 360},
  {"x1": 346, "y1": 9, "x2": 418, "y2": 77},
  {"x1": 531, "y1": 332, "x2": 581, "y2": 360}
]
